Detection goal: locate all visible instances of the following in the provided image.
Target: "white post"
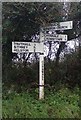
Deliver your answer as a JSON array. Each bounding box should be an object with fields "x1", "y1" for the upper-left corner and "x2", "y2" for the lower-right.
[
  {"x1": 39, "y1": 28, "x2": 44, "y2": 99},
  {"x1": 39, "y1": 54, "x2": 44, "y2": 99}
]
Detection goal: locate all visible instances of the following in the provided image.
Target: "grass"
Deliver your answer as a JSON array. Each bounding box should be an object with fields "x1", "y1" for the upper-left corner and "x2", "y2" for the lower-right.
[{"x1": 2, "y1": 86, "x2": 80, "y2": 118}]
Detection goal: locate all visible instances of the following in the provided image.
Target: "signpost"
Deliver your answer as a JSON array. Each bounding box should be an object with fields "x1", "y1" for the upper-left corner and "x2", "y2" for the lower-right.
[
  {"x1": 12, "y1": 20, "x2": 73, "y2": 100},
  {"x1": 12, "y1": 42, "x2": 44, "y2": 53},
  {"x1": 44, "y1": 21, "x2": 73, "y2": 31},
  {"x1": 12, "y1": 40, "x2": 45, "y2": 100},
  {"x1": 45, "y1": 34, "x2": 67, "y2": 42}
]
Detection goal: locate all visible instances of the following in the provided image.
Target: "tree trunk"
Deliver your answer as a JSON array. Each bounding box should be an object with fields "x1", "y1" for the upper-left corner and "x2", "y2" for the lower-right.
[{"x1": 55, "y1": 42, "x2": 65, "y2": 66}]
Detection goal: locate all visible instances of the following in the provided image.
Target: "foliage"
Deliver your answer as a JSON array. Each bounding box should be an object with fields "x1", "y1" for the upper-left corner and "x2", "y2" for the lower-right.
[
  {"x1": 2, "y1": 3, "x2": 63, "y2": 69},
  {"x1": 3, "y1": 50, "x2": 81, "y2": 118},
  {"x1": 2, "y1": 2, "x2": 81, "y2": 41},
  {"x1": 2, "y1": 87, "x2": 79, "y2": 118},
  {"x1": 2, "y1": 2, "x2": 63, "y2": 41},
  {"x1": 2, "y1": 2, "x2": 81, "y2": 65},
  {"x1": 2, "y1": 47, "x2": 81, "y2": 93},
  {"x1": 44, "y1": 49, "x2": 81, "y2": 89},
  {"x1": 2, "y1": 3, "x2": 81, "y2": 119},
  {"x1": 2, "y1": 62, "x2": 39, "y2": 93}
]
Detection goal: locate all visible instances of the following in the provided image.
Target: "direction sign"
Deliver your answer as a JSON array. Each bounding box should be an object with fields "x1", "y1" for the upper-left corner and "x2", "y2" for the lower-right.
[
  {"x1": 12, "y1": 42, "x2": 44, "y2": 53},
  {"x1": 45, "y1": 34, "x2": 67, "y2": 42},
  {"x1": 44, "y1": 21, "x2": 73, "y2": 31}
]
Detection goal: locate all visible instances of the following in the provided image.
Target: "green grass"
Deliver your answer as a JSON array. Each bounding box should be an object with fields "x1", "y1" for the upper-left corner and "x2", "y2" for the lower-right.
[{"x1": 2, "y1": 86, "x2": 80, "y2": 118}]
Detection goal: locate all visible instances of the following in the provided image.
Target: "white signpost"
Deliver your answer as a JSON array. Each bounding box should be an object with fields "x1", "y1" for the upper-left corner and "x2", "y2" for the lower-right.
[
  {"x1": 12, "y1": 21, "x2": 73, "y2": 100},
  {"x1": 45, "y1": 34, "x2": 67, "y2": 42},
  {"x1": 44, "y1": 21, "x2": 73, "y2": 31},
  {"x1": 12, "y1": 42, "x2": 44, "y2": 53},
  {"x1": 12, "y1": 40, "x2": 45, "y2": 100}
]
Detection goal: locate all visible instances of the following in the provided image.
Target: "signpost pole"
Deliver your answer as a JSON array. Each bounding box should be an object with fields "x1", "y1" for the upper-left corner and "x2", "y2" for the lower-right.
[
  {"x1": 39, "y1": 53, "x2": 44, "y2": 99},
  {"x1": 12, "y1": 21, "x2": 73, "y2": 100},
  {"x1": 39, "y1": 28, "x2": 44, "y2": 99}
]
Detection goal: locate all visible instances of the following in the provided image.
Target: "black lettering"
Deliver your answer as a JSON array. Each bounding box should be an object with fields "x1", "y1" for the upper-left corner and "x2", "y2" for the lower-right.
[{"x1": 14, "y1": 46, "x2": 16, "y2": 48}]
